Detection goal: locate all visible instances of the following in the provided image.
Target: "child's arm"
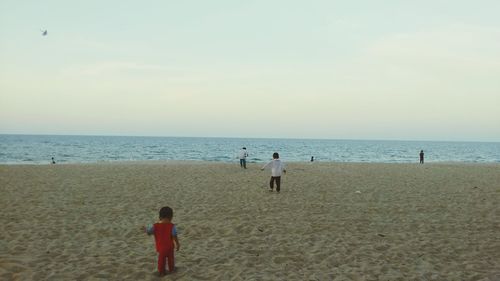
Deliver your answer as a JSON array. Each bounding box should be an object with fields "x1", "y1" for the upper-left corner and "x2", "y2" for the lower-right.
[
  {"x1": 261, "y1": 161, "x2": 271, "y2": 171},
  {"x1": 172, "y1": 225, "x2": 180, "y2": 251},
  {"x1": 173, "y1": 235, "x2": 180, "y2": 251},
  {"x1": 141, "y1": 224, "x2": 154, "y2": 235}
]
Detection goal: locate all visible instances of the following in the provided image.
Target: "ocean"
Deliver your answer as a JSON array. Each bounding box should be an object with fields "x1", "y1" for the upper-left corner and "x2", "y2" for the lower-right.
[{"x1": 1, "y1": 134, "x2": 499, "y2": 164}]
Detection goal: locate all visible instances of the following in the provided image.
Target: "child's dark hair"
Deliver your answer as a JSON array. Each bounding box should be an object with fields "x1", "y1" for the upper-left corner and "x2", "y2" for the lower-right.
[
  {"x1": 159, "y1": 206, "x2": 173, "y2": 219},
  {"x1": 273, "y1": 152, "x2": 279, "y2": 159}
]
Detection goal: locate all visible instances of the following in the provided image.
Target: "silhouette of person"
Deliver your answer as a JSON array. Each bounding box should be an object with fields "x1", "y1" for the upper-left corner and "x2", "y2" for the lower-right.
[
  {"x1": 310, "y1": 156, "x2": 314, "y2": 162},
  {"x1": 419, "y1": 150, "x2": 424, "y2": 164}
]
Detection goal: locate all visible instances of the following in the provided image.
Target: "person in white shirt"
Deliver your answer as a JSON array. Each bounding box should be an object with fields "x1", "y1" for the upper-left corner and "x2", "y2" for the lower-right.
[
  {"x1": 261, "y1": 152, "x2": 286, "y2": 193},
  {"x1": 239, "y1": 147, "x2": 248, "y2": 169}
]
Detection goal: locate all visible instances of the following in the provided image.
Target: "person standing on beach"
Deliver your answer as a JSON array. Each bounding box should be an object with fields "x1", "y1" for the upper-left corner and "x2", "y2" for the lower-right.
[
  {"x1": 239, "y1": 147, "x2": 249, "y2": 169},
  {"x1": 261, "y1": 152, "x2": 286, "y2": 193},
  {"x1": 142, "y1": 206, "x2": 180, "y2": 276},
  {"x1": 419, "y1": 150, "x2": 425, "y2": 164}
]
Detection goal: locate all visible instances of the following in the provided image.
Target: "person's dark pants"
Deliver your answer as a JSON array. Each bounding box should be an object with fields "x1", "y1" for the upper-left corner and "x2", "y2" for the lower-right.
[
  {"x1": 270, "y1": 176, "x2": 281, "y2": 192},
  {"x1": 420, "y1": 158, "x2": 424, "y2": 164},
  {"x1": 240, "y1": 159, "x2": 246, "y2": 168}
]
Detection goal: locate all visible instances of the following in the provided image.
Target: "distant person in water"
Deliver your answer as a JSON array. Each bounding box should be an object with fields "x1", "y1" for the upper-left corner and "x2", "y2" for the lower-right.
[
  {"x1": 310, "y1": 156, "x2": 314, "y2": 162},
  {"x1": 261, "y1": 152, "x2": 286, "y2": 193},
  {"x1": 419, "y1": 150, "x2": 424, "y2": 164},
  {"x1": 51, "y1": 157, "x2": 56, "y2": 164},
  {"x1": 239, "y1": 147, "x2": 248, "y2": 169}
]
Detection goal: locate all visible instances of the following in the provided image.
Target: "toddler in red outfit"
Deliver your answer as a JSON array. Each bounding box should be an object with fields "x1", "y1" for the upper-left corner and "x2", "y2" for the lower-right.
[{"x1": 142, "y1": 206, "x2": 180, "y2": 276}]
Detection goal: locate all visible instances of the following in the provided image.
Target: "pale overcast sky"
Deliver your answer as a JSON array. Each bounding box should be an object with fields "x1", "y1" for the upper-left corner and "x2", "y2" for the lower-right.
[{"x1": 1, "y1": 0, "x2": 499, "y2": 141}]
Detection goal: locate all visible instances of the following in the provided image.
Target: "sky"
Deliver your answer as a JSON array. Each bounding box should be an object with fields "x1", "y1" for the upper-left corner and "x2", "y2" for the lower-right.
[{"x1": 1, "y1": 0, "x2": 499, "y2": 142}]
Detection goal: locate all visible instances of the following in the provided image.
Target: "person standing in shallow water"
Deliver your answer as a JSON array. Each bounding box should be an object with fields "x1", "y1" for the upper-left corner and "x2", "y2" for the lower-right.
[{"x1": 419, "y1": 150, "x2": 424, "y2": 164}]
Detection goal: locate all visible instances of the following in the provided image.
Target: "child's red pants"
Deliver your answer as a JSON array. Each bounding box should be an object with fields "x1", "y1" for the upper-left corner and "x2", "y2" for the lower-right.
[{"x1": 158, "y1": 249, "x2": 175, "y2": 273}]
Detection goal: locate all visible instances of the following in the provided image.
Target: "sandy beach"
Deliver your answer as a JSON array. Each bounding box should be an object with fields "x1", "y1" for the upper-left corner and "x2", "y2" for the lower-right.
[{"x1": 0, "y1": 162, "x2": 499, "y2": 280}]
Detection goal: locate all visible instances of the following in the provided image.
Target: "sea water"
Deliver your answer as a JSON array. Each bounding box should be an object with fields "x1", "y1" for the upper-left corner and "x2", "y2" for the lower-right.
[{"x1": 1, "y1": 134, "x2": 499, "y2": 164}]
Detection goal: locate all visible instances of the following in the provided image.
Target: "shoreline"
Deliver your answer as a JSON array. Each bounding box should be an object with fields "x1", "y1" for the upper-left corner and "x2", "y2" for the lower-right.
[{"x1": 2, "y1": 160, "x2": 500, "y2": 166}]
